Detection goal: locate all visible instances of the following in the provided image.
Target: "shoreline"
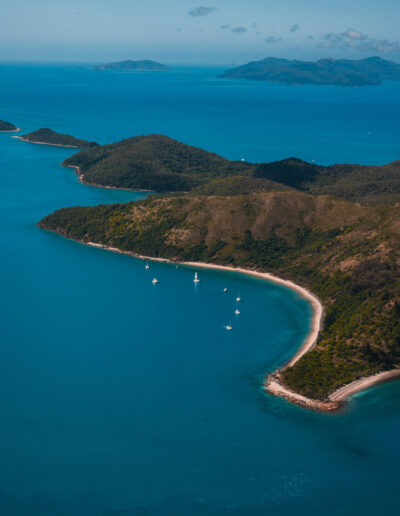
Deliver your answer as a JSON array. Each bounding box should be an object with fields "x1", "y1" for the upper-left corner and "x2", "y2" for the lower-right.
[
  {"x1": 1, "y1": 127, "x2": 21, "y2": 133},
  {"x1": 40, "y1": 233, "x2": 400, "y2": 414},
  {"x1": 14, "y1": 136, "x2": 81, "y2": 148},
  {"x1": 63, "y1": 164, "x2": 155, "y2": 192}
]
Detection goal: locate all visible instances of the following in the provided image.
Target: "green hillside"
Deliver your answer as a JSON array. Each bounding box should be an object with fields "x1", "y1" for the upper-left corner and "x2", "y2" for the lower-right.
[
  {"x1": 63, "y1": 134, "x2": 400, "y2": 204},
  {"x1": 0, "y1": 120, "x2": 18, "y2": 131},
  {"x1": 254, "y1": 158, "x2": 400, "y2": 205},
  {"x1": 63, "y1": 134, "x2": 251, "y2": 192},
  {"x1": 39, "y1": 191, "x2": 400, "y2": 400},
  {"x1": 21, "y1": 128, "x2": 99, "y2": 149}
]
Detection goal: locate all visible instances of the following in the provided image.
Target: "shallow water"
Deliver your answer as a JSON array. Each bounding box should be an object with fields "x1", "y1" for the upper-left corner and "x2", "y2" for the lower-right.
[{"x1": 0, "y1": 64, "x2": 400, "y2": 515}]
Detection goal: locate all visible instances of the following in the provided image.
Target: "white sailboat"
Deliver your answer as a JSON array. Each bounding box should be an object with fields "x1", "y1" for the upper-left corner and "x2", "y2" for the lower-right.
[
  {"x1": 236, "y1": 291, "x2": 242, "y2": 302},
  {"x1": 145, "y1": 261, "x2": 150, "y2": 270},
  {"x1": 224, "y1": 318, "x2": 233, "y2": 330},
  {"x1": 223, "y1": 287, "x2": 228, "y2": 293},
  {"x1": 193, "y1": 272, "x2": 200, "y2": 283},
  {"x1": 152, "y1": 278, "x2": 159, "y2": 284},
  {"x1": 235, "y1": 309, "x2": 240, "y2": 315}
]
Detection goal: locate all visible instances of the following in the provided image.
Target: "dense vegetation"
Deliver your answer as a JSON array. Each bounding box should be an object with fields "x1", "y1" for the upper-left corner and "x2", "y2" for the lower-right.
[
  {"x1": 94, "y1": 60, "x2": 170, "y2": 71},
  {"x1": 191, "y1": 176, "x2": 292, "y2": 196},
  {"x1": 63, "y1": 134, "x2": 251, "y2": 192},
  {"x1": 21, "y1": 128, "x2": 99, "y2": 149},
  {"x1": 221, "y1": 56, "x2": 400, "y2": 87},
  {"x1": 0, "y1": 120, "x2": 18, "y2": 131},
  {"x1": 254, "y1": 157, "x2": 400, "y2": 205},
  {"x1": 39, "y1": 191, "x2": 400, "y2": 399},
  {"x1": 62, "y1": 134, "x2": 400, "y2": 204}
]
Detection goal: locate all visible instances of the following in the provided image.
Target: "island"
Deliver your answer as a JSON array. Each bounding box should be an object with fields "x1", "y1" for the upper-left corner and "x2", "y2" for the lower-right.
[
  {"x1": 62, "y1": 134, "x2": 250, "y2": 191},
  {"x1": 18, "y1": 128, "x2": 99, "y2": 149},
  {"x1": 220, "y1": 56, "x2": 400, "y2": 87},
  {"x1": 0, "y1": 120, "x2": 19, "y2": 132},
  {"x1": 62, "y1": 134, "x2": 400, "y2": 205},
  {"x1": 93, "y1": 60, "x2": 170, "y2": 72},
  {"x1": 39, "y1": 135, "x2": 400, "y2": 411}
]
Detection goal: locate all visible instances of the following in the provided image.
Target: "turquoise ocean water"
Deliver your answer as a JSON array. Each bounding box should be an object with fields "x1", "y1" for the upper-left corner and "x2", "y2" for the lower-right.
[{"x1": 0, "y1": 64, "x2": 400, "y2": 515}]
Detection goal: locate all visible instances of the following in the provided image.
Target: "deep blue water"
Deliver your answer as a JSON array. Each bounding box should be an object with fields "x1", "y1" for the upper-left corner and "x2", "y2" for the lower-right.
[{"x1": 1, "y1": 64, "x2": 400, "y2": 515}]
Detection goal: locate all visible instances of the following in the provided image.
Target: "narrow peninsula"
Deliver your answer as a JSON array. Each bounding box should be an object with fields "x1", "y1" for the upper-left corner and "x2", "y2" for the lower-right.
[
  {"x1": 39, "y1": 135, "x2": 400, "y2": 411},
  {"x1": 0, "y1": 120, "x2": 19, "y2": 132},
  {"x1": 221, "y1": 56, "x2": 400, "y2": 87},
  {"x1": 94, "y1": 60, "x2": 170, "y2": 72},
  {"x1": 18, "y1": 128, "x2": 99, "y2": 149}
]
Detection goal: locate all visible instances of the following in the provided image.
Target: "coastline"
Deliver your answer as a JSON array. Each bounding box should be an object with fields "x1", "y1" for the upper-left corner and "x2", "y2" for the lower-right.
[
  {"x1": 1, "y1": 127, "x2": 21, "y2": 133},
  {"x1": 41, "y1": 233, "x2": 400, "y2": 413},
  {"x1": 63, "y1": 164, "x2": 155, "y2": 192},
  {"x1": 14, "y1": 136, "x2": 81, "y2": 148}
]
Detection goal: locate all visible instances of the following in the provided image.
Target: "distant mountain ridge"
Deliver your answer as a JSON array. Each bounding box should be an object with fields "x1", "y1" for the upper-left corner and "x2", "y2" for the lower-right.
[
  {"x1": 94, "y1": 60, "x2": 170, "y2": 71},
  {"x1": 221, "y1": 56, "x2": 400, "y2": 86}
]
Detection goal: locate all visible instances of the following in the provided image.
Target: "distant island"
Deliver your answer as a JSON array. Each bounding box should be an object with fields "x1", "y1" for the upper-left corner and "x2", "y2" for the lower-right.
[
  {"x1": 94, "y1": 60, "x2": 170, "y2": 72},
  {"x1": 0, "y1": 120, "x2": 19, "y2": 132},
  {"x1": 19, "y1": 128, "x2": 99, "y2": 149},
  {"x1": 221, "y1": 56, "x2": 400, "y2": 87}
]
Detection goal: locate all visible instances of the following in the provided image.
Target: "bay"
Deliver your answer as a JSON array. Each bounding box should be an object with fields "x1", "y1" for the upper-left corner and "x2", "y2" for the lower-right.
[{"x1": 0, "y1": 64, "x2": 399, "y2": 515}]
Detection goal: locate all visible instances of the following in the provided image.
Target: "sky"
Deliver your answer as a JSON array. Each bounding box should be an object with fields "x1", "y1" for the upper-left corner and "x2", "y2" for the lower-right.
[{"x1": 1, "y1": 0, "x2": 400, "y2": 64}]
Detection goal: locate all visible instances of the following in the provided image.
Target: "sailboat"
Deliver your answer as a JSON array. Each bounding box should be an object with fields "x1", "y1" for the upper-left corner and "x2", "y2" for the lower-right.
[
  {"x1": 152, "y1": 278, "x2": 159, "y2": 284},
  {"x1": 193, "y1": 272, "x2": 200, "y2": 283},
  {"x1": 145, "y1": 261, "x2": 150, "y2": 270},
  {"x1": 223, "y1": 287, "x2": 228, "y2": 293},
  {"x1": 235, "y1": 309, "x2": 241, "y2": 315},
  {"x1": 236, "y1": 291, "x2": 242, "y2": 302}
]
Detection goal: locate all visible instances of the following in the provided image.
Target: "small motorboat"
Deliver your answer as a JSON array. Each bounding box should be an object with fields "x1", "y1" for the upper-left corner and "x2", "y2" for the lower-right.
[
  {"x1": 235, "y1": 309, "x2": 240, "y2": 315},
  {"x1": 223, "y1": 287, "x2": 228, "y2": 293},
  {"x1": 224, "y1": 325, "x2": 233, "y2": 331}
]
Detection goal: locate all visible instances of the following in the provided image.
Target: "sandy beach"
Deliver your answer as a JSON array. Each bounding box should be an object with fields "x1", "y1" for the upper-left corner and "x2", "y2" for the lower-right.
[
  {"x1": 50, "y1": 236, "x2": 400, "y2": 412},
  {"x1": 330, "y1": 369, "x2": 400, "y2": 402}
]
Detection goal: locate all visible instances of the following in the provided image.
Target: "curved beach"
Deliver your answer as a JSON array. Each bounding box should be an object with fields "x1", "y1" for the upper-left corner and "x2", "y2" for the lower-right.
[{"x1": 63, "y1": 240, "x2": 400, "y2": 412}]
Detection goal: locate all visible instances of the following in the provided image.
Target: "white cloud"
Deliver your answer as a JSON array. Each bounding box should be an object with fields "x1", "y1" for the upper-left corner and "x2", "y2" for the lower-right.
[
  {"x1": 343, "y1": 28, "x2": 366, "y2": 40},
  {"x1": 318, "y1": 28, "x2": 400, "y2": 53}
]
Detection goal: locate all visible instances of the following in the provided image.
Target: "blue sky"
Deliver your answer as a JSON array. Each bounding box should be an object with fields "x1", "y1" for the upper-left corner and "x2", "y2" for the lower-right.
[{"x1": 1, "y1": 0, "x2": 399, "y2": 64}]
